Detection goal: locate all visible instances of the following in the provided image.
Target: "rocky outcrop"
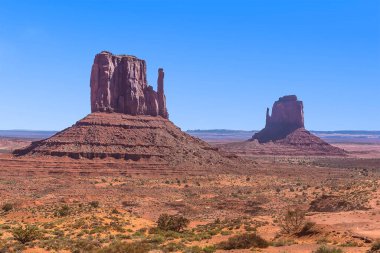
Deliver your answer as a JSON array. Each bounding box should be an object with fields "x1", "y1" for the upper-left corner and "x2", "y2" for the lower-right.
[
  {"x1": 13, "y1": 112, "x2": 234, "y2": 167},
  {"x1": 157, "y1": 68, "x2": 168, "y2": 118},
  {"x1": 252, "y1": 95, "x2": 305, "y2": 143},
  {"x1": 90, "y1": 51, "x2": 168, "y2": 118},
  {"x1": 238, "y1": 95, "x2": 347, "y2": 156},
  {"x1": 14, "y1": 51, "x2": 239, "y2": 169}
]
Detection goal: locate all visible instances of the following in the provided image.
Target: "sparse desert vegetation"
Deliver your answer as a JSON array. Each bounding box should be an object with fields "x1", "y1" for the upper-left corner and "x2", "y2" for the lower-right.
[
  {"x1": 0, "y1": 146, "x2": 379, "y2": 252},
  {"x1": 1, "y1": 0, "x2": 379, "y2": 251}
]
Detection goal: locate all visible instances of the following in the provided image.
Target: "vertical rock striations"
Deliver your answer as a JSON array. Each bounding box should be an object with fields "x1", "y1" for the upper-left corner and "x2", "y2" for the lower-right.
[
  {"x1": 90, "y1": 51, "x2": 168, "y2": 118},
  {"x1": 14, "y1": 50, "x2": 239, "y2": 167},
  {"x1": 157, "y1": 68, "x2": 168, "y2": 118}
]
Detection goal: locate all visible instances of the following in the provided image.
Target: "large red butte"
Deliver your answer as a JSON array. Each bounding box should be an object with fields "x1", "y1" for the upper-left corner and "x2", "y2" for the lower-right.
[{"x1": 90, "y1": 51, "x2": 168, "y2": 118}]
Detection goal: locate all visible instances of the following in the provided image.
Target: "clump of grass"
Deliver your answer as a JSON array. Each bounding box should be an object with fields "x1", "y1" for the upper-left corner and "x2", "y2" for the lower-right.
[
  {"x1": 339, "y1": 241, "x2": 358, "y2": 247},
  {"x1": 313, "y1": 245, "x2": 343, "y2": 253},
  {"x1": 217, "y1": 233, "x2": 268, "y2": 250},
  {"x1": 71, "y1": 238, "x2": 102, "y2": 253},
  {"x1": 317, "y1": 237, "x2": 330, "y2": 244},
  {"x1": 271, "y1": 239, "x2": 295, "y2": 247},
  {"x1": 97, "y1": 241, "x2": 150, "y2": 253},
  {"x1": 162, "y1": 242, "x2": 185, "y2": 252},
  {"x1": 184, "y1": 245, "x2": 216, "y2": 253}
]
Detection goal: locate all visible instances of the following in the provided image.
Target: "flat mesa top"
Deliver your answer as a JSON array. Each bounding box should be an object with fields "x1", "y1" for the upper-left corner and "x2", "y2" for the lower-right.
[
  {"x1": 99, "y1": 51, "x2": 139, "y2": 59},
  {"x1": 278, "y1": 95, "x2": 298, "y2": 102}
]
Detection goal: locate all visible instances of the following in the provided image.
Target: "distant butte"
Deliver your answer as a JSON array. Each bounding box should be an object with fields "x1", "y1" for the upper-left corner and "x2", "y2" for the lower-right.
[
  {"x1": 252, "y1": 95, "x2": 304, "y2": 143},
  {"x1": 219, "y1": 95, "x2": 346, "y2": 156}
]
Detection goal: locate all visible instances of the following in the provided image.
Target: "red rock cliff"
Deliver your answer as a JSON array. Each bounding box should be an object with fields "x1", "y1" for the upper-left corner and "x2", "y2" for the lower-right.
[
  {"x1": 252, "y1": 95, "x2": 305, "y2": 143},
  {"x1": 90, "y1": 51, "x2": 168, "y2": 118}
]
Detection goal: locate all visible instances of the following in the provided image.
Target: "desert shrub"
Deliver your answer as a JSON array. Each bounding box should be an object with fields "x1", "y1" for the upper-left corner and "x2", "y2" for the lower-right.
[
  {"x1": 148, "y1": 227, "x2": 182, "y2": 240},
  {"x1": 279, "y1": 208, "x2": 306, "y2": 234},
  {"x1": 121, "y1": 200, "x2": 138, "y2": 209},
  {"x1": 89, "y1": 201, "x2": 100, "y2": 208},
  {"x1": 2, "y1": 203, "x2": 13, "y2": 212},
  {"x1": 162, "y1": 242, "x2": 186, "y2": 252},
  {"x1": 184, "y1": 245, "x2": 216, "y2": 253},
  {"x1": 38, "y1": 236, "x2": 71, "y2": 251},
  {"x1": 184, "y1": 246, "x2": 202, "y2": 253},
  {"x1": 271, "y1": 239, "x2": 295, "y2": 247},
  {"x1": 313, "y1": 245, "x2": 343, "y2": 253},
  {"x1": 220, "y1": 230, "x2": 232, "y2": 236},
  {"x1": 70, "y1": 238, "x2": 101, "y2": 253},
  {"x1": 202, "y1": 246, "x2": 216, "y2": 253},
  {"x1": 144, "y1": 234, "x2": 165, "y2": 244},
  {"x1": 12, "y1": 225, "x2": 41, "y2": 244},
  {"x1": 296, "y1": 221, "x2": 316, "y2": 236},
  {"x1": 56, "y1": 205, "x2": 70, "y2": 217},
  {"x1": 368, "y1": 240, "x2": 380, "y2": 252},
  {"x1": 97, "y1": 241, "x2": 150, "y2": 253},
  {"x1": 339, "y1": 241, "x2": 358, "y2": 247},
  {"x1": 317, "y1": 237, "x2": 330, "y2": 244},
  {"x1": 156, "y1": 214, "x2": 189, "y2": 232},
  {"x1": 0, "y1": 239, "x2": 7, "y2": 251},
  {"x1": 217, "y1": 233, "x2": 268, "y2": 250}
]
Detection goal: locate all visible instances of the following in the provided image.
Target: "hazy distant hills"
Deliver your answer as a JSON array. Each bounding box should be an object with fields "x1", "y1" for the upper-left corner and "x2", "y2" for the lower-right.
[
  {"x1": 1, "y1": 129, "x2": 379, "y2": 144},
  {"x1": 187, "y1": 129, "x2": 380, "y2": 144},
  {"x1": 187, "y1": 130, "x2": 255, "y2": 143},
  {"x1": 0, "y1": 130, "x2": 57, "y2": 139}
]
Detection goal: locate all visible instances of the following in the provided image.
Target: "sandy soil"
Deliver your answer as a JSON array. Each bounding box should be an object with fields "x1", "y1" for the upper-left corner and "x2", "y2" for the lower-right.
[
  {"x1": 0, "y1": 138, "x2": 379, "y2": 252},
  {"x1": 335, "y1": 143, "x2": 380, "y2": 158}
]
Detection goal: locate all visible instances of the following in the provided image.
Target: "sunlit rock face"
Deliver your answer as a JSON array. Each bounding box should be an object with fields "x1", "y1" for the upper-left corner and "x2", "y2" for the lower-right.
[{"x1": 90, "y1": 51, "x2": 168, "y2": 118}]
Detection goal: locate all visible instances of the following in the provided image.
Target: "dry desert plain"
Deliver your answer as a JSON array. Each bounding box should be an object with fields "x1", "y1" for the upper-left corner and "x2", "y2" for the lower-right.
[{"x1": 0, "y1": 132, "x2": 380, "y2": 253}]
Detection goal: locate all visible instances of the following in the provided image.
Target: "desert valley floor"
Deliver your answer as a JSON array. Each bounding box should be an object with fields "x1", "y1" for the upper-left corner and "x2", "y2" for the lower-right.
[{"x1": 0, "y1": 132, "x2": 380, "y2": 253}]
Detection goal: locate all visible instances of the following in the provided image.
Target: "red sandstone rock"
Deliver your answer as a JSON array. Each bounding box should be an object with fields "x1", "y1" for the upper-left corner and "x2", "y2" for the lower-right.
[
  {"x1": 220, "y1": 94, "x2": 346, "y2": 156},
  {"x1": 246, "y1": 95, "x2": 346, "y2": 156},
  {"x1": 90, "y1": 51, "x2": 168, "y2": 118},
  {"x1": 14, "y1": 51, "x2": 238, "y2": 167},
  {"x1": 253, "y1": 95, "x2": 305, "y2": 143},
  {"x1": 268, "y1": 95, "x2": 304, "y2": 129},
  {"x1": 157, "y1": 68, "x2": 168, "y2": 118},
  {"x1": 13, "y1": 113, "x2": 232, "y2": 166}
]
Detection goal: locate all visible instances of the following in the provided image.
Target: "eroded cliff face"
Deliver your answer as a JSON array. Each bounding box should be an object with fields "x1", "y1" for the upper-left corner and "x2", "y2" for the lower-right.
[
  {"x1": 266, "y1": 95, "x2": 304, "y2": 129},
  {"x1": 90, "y1": 51, "x2": 168, "y2": 118},
  {"x1": 252, "y1": 95, "x2": 305, "y2": 143}
]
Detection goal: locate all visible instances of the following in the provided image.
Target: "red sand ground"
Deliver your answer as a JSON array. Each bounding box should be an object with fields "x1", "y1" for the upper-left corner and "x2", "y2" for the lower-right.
[{"x1": 0, "y1": 133, "x2": 379, "y2": 252}]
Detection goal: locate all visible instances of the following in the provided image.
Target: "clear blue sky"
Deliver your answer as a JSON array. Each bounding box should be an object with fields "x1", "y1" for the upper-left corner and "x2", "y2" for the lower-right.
[{"x1": 0, "y1": 0, "x2": 379, "y2": 131}]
